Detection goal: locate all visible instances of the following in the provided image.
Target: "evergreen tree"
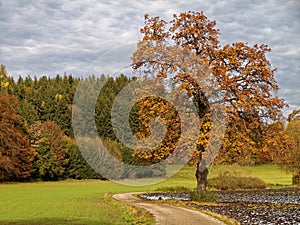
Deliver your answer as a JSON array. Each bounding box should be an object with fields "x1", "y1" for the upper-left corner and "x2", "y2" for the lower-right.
[{"x1": 66, "y1": 140, "x2": 104, "y2": 179}]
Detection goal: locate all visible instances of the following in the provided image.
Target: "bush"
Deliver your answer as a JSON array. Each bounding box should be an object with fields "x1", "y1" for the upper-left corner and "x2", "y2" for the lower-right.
[
  {"x1": 292, "y1": 174, "x2": 300, "y2": 185},
  {"x1": 208, "y1": 176, "x2": 267, "y2": 190},
  {"x1": 190, "y1": 191, "x2": 216, "y2": 202}
]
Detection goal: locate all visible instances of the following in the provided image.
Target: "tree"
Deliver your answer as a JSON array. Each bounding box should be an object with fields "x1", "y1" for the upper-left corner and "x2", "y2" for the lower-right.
[
  {"x1": 0, "y1": 93, "x2": 36, "y2": 181},
  {"x1": 30, "y1": 121, "x2": 68, "y2": 180},
  {"x1": 132, "y1": 11, "x2": 285, "y2": 192},
  {"x1": 278, "y1": 110, "x2": 300, "y2": 184},
  {"x1": 66, "y1": 138, "x2": 104, "y2": 179},
  {"x1": 215, "y1": 117, "x2": 289, "y2": 165},
  {"x1": 0, "y1": 65, "x2": 10, "y2": 93}
]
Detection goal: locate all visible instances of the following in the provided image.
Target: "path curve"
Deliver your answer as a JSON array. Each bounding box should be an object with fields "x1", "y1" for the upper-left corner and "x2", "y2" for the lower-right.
[{"x1": 113, "y1": 192, "x2": 225, "y2": 225}]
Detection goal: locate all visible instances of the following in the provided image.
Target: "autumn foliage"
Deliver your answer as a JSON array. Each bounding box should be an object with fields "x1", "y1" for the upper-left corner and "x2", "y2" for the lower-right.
[
  {"x1": 30, "y1": 121, "x2": 68, "y2": 180},
  {"x1": 277, "y1": 110, "x2": 300, "y2": 184},
  {"x1": 0, "y1": 93, "x2": 35, "y2": 181},
  {"x1": 132, "y1": 11, "x2": 286, "y2": 191}
]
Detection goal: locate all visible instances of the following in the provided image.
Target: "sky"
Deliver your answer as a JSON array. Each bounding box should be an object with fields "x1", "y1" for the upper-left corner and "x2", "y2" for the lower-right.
[{"x1": 0, "y1": 0, "x2": 299, "y2": 115}]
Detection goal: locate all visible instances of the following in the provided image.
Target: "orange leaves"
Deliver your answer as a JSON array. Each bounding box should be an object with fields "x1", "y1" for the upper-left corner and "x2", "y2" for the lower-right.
[
  {"x1": 0, "y1": 93, "x2": 35, "y2": 181},
  {"x1": 277, "y1": 111, "x2": 300, "y2": 173},
  {"x1": 132, "y1": 11, "x2": 287, "y2": 167},
  {"x1": 141, "y1": 14, "x2": 168, "y2": 41},
  {"x1": 157, "y1": 72, "x2": 167, "y2": 78},
  {"x1": 212, "y1": 41, "x2": 285, "y2": 123},
  {"x1": 131, "y1": 94, "x2": 182, "y2": 163}
]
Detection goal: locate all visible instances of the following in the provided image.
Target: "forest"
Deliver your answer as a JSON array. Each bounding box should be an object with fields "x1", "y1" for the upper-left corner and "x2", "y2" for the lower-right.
[{"x1": 0, "y1": 64, "x2": 299, "y2": 183}]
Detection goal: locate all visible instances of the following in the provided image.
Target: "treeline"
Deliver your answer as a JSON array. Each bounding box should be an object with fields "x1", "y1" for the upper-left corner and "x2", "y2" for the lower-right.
[{"x1": 0, "y1": 65, "x2": 164, "y2": 182}]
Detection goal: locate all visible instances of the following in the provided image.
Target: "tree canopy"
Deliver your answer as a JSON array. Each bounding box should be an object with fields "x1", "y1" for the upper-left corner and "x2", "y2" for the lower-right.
[
  {"x1": 0, "y1": 93, "x2": 36, "y2": 181},
  {"x1": 132, "y1": 11, "x2": 286, "y2": 192}
]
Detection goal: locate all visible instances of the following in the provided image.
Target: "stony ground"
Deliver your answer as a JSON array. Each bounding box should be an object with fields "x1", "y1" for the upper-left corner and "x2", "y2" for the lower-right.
[{"x1": 140, "y1": 188, "x2": 300, "y2": 225}]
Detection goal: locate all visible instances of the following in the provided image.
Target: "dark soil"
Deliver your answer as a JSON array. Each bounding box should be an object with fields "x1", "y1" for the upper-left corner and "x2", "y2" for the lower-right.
[
  {"x1": 140, "y1": 188, "x2": 300, "y2": 225},
  {"x1": 215, "y1": 188, "x2": 300, "y2": 205},
  {"x1": 190, "y1": 202, "x2": 299, "y2": 225}
]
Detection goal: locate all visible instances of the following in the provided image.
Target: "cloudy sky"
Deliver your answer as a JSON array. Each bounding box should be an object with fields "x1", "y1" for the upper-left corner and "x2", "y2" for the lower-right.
[{"x1": 0, "y1": 0, "x2": 299, "y2": 115}]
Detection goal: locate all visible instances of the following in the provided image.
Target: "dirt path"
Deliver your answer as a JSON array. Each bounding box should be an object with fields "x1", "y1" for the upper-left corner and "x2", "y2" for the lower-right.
[{"x1": 113, "y1": 192, "x2": 226, "y2": 225}]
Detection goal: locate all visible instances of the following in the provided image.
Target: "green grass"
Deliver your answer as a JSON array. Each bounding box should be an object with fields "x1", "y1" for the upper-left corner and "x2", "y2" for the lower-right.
[
  {"x1": 0, "y1": 180, "x2": 153, "y2": 225},
  {"x1": 0, "y1": 164, "x2": 294, "y2": 224},
  {"x1": 208, "y1": 164, "x2": 293, "y2": 187},
  {"x1": 243, "y1": 164, "x2": 293, "y2": 186}
]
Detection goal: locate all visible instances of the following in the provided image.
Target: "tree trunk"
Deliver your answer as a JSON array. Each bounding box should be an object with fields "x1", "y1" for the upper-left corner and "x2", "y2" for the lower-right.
[{"x1": 195, "y1": 160, "x2": 209, "y2": 193}]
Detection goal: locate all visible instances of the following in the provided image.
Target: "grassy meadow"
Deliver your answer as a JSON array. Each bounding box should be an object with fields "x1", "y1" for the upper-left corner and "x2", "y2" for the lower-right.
[
  {"x1": 208, "y1": 164, "x2": 293, "y2": 187},
  {"x1": 0, "y1": 164, "x2": 294, "y2": 224}
]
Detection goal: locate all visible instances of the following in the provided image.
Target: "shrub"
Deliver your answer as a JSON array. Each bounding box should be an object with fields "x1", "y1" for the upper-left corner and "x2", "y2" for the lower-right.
[
  {"x1": 208, "y1": 176, "x2": 267, "y2": 190},
  {"x1": 292, "y1": 174, "x2": 300, "y2": 185},
  {"x1": 190, "y1": 191, "x2": 216, "y2": 202}
]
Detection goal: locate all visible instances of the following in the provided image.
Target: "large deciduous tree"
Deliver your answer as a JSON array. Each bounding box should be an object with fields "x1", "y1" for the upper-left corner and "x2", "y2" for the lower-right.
[{"x1": 132, "y1": 11, "x2": 285, "y2": 192}]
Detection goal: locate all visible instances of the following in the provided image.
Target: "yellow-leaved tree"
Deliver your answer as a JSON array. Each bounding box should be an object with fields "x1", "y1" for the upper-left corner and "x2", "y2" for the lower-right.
[{"x1": 278, "y1": 110, "x2": 300, "y2": 185}]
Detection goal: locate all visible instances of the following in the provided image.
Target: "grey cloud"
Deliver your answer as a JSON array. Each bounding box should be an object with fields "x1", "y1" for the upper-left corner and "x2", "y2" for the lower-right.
[{"x1": 0, "y1": 0, "x2": 299, "y2": 114}]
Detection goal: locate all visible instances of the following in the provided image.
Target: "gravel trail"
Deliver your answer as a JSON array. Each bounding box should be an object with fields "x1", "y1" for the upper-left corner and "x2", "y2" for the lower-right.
[{"x1": 113, "y1": 192, "x2": 226, "y2": 225}]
